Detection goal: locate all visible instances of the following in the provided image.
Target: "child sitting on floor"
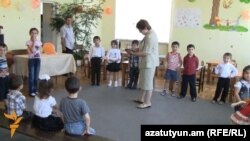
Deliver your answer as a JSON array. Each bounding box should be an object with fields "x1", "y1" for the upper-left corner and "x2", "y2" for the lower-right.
[
  {"x1": 32, "y1": 74, "x2": 64, "y2": 131},
  {"x1": 60, "y1": 76, "x2": 95, "y2": 136},
  {"x1": 230, "y1": 99, "x2": 250, "y2": 125},
  {"x1": 6, "y1": 74, "x2": 32, "y2": 120}
]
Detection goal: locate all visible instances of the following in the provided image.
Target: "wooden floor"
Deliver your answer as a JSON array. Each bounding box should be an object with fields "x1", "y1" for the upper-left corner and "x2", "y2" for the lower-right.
[{"x1": 4, "y1": 66, "x2": 227, "y2": 103}]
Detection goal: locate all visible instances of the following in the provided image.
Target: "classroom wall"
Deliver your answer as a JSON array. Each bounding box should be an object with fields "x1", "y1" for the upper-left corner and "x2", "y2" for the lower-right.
[
  {"x1": 170, "y1": 0, "x2": 250, "y2": 70},
  {"x1": 0, "y1": 0, "x2": 167, "y2": 54}
]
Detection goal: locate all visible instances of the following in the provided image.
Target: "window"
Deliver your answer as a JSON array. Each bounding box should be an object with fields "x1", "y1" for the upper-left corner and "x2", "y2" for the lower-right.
[{"x1": 115, "y1": 0, "x2": 172, "y2": 43}]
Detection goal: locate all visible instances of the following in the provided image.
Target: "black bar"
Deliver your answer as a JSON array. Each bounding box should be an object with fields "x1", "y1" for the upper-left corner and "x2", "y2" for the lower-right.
[{"x1": 141, "y1": 125, "x2": 250, "y2": 141}]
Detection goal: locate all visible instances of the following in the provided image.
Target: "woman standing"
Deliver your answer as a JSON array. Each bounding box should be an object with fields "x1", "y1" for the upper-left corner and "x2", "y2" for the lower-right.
[{"x1": 126, "y1": 19, "x2": 159, "y2": 109}]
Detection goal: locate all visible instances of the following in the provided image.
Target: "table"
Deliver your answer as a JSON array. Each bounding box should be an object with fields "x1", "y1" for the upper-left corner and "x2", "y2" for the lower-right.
[
  {"x1": 13, "y1": 53, "x2": 76, "y2": 77},
  {"x1": 206, "y1": 61, "x2": 219, "y2": 84}
]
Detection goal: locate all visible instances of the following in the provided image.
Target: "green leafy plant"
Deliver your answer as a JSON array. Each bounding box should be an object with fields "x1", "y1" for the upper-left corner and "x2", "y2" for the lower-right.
[
  {"x1": 73, "y1": 49, "x2": 84, "y2": 60},
  {"x1": 50, "y1": 0, "x2": 105, "y2": 50}
]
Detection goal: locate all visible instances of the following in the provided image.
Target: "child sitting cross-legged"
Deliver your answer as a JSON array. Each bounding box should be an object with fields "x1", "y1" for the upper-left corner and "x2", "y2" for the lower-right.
[
  {"x1": 60, "y1": 76, "x2": 95, "y2": 136},
  {"x1": 6, "y1": 74, "x2": 33, "y2": 120},
  {"x1": 32, "y1": 74, "x2": 64, "y2": 131}
]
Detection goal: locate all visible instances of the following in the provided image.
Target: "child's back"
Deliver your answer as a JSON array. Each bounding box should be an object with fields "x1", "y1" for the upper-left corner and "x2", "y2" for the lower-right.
[
  {"x1": 60, "y1": 76, "x2": 95, "y2": 136},
  {"x1": 60, "y1": 97, "x2": 89, "y2": 123},
  {"x1": 32, "y1": 75, "x2": 63, "y2": 131},
  {"x1": 6, "y1": 75, "x2": 25, "y2": 117}
]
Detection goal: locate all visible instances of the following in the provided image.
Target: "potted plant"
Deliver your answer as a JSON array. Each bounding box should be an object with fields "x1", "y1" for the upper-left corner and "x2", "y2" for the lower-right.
[
  {"x1": 50, "y1": 1, "x2": 105, "y2": 51},
  {"x1": 73, "y1": 49, "x2": 84, "y2": 66}
]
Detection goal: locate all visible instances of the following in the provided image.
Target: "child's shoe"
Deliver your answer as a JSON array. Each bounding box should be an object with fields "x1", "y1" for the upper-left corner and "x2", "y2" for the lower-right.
[
  {"x1": 107, "y1": 81, "x2": 112, "y2": 87},
  {"x1": 114, "y1": 81, "x2": 118, "y2": 87},
  {"x1": 160, "y1": 90, "x2": 167, "y2": 96},
  {"x1": 171, "y1": 91, "x2": 176, "y2": 97},
  {"x1": 218, "y1": 101, "x2": 225, "y2": 105}
]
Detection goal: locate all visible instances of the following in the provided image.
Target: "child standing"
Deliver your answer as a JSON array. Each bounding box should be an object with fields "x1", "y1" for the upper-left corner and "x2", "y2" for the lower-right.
[
  {"x1": 106, "y1": 40, "x2": 121, "y2": 87},
  {"x1": 0, "y1": 43, "x2": 9, "y2": 101},
  {"x1": 234, "y1": 65, "x2": 250, "y2": 102},
  {"x1": 60, "y1": 76, "x2": 95, "y2": 136},
  {"x1": 32, "y1": 74, "x2": 64, "y2": 131},
  {"x1": 212, "y1": 52, "x2": 238, "y2": 104},
  {"x1": 160, "y1": 41, "x2": 182, "y2": 96},
  {"x1": 89, "y1": 36, "x2": 105, "y2": 86},
  {"x1": 6, "y1": 75, "x2": 32, "y2": 120},
  {"x1": 126, "y1": 40, "x2": 140, "y2": 89},
  {"x1": 26, "y1": 28, "x2": 42, "y2": 96},
  {"x1": 178, "y1": 44, "x2": 199, "y2": 102}
]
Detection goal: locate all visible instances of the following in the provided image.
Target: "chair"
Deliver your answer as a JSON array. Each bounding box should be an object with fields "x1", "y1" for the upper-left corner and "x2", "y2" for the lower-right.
[
  {"x1": 196, "y1": 63, "x2": 206, "y2": 93},
  {"x1": 122, "y1": 61, "x2": 130, "y2": 87},
  {"x1": 43, "y1": 42, "x2": 56, "y2": 55}
]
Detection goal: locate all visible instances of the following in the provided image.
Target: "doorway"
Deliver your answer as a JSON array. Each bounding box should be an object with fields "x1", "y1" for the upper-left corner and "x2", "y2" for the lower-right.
[{"x1": 41, "y1": 1, "x2": 58, "y2": 51}]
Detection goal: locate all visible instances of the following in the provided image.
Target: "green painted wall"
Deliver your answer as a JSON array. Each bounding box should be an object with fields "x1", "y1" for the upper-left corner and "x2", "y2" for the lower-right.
[{"x1": 170, "y1": 0, "x2": 250, "y2": 70}]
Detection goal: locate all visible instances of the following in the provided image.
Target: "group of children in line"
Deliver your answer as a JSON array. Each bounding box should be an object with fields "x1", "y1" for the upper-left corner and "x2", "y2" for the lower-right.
[
  {"x1": 160, "y1": 42, "x2": 199, "y2": 102},
  {"x1": 160, "y1": 41, "x2": 250, "y2": 124},
  {"x1": 160, "y1": 41, "x2": 241, "y2": 104},
  {"x1": 89, "y1": 36, "x2": 140, "y2": 89}
]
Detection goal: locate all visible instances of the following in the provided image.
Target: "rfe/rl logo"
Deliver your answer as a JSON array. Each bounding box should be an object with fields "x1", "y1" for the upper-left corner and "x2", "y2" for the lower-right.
[{"x1": 4, "y1": 111, "x2": 22, "y2": 138}]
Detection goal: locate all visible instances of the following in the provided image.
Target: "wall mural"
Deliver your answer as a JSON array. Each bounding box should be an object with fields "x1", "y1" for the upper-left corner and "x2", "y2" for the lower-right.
[{"x1": 193, "y1": 0, "x2": 250, "y2": 32}]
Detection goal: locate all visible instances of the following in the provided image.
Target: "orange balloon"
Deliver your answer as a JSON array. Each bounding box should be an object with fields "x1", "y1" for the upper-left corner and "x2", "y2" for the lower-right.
[
  {"x1": 32, "y1": 0, "x2": 40, "y2": 9},
  {"x1": 43, "y1": 42, "x2": 56, "y2": 55},
  {"x1": 1, "y1": 0, "x2": 11, "y2": 8},
  {"x1": 241, "y1": 9, "x2": 250, "y2": 20},
  {"x1": 105, "y1": 7, "x2": 112, "y2": 15}
]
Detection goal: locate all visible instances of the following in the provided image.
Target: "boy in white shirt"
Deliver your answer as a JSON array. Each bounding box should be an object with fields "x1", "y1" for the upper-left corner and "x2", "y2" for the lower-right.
[
  {"x1": 212, "y1": 52, "x2": 238, "y2": 104},
  {"x1": 89, "y1": 36, "x2": 105, "y2": 86}
]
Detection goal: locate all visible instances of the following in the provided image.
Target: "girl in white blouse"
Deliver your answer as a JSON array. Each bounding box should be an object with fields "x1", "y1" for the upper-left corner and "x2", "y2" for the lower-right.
[
  {"x1": 32, "y1": 75, "x2": 63, "y2": 131},
  {"x1": 106, "y1": 40, "x2": 121, "y2": 87}
]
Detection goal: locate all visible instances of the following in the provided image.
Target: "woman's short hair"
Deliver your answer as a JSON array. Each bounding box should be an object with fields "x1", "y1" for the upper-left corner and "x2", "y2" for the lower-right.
[{"x1": 136, "y1": 19, "x2": 151, "y2": 30}]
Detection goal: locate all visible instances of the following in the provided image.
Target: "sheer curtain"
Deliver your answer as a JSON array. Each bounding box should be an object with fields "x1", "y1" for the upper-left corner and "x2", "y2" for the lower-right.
[{"x1": 115, "y1": 0, "x2": 172, "y2": 43}]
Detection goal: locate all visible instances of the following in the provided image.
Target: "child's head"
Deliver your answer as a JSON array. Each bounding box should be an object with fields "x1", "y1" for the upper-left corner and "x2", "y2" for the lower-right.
[
  {"x1": 111, "y1": 40, "x2": 118, "y2": 48},
  {"x1": 65, "y1": 76, "x2": 81, "y2": 94},
  {"x1": 9, "y1": 74, "x2": 23, "y2": 90},
  {"x1": 38, "y1": 75, "x2": 54, "y2": 99},
  {"x1": 131, "y1": 40, "x2": 139, "y2": 49},
  {"x1": 186, "y1": 44, "x2": 195, "y2": 55},
  {"x1": 171, "y1": 41, "x2": 179, "y2": 52},
  {"x1": 242, "y1": 65, "x2": 250, "y2": 81},
  {"x1": 223, "y1": 52, "x2": 232, "y2": 63},
  {"x1": 93, "y1": 36, "x2": 101, "y2": 47},
  {"x1": 0, "y1": 43, "x2": 7, "y2": 57},
  {"x1": 29, "y1": 27, "x2": 39, "y2": 38}
]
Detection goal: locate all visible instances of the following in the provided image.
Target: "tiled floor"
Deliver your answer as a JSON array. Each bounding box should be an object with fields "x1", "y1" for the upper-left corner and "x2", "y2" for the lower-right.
[{"x1": 6, "y1": 66, "x2": 227, "y2": 103}]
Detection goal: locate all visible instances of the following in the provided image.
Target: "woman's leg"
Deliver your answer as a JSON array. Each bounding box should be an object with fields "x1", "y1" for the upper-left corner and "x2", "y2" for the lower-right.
[{"x1": 144, "y1": 90, "x2": 153, "y2": 105}]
